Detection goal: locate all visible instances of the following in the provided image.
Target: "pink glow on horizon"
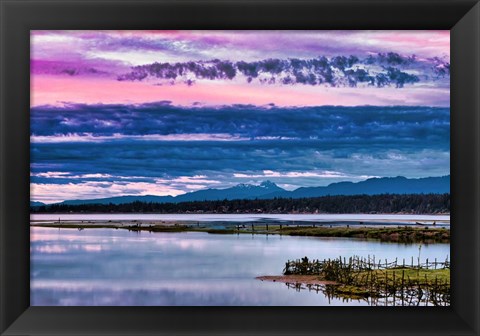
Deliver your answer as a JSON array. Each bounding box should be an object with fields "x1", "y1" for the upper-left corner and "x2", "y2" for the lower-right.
[
  {"x1": 31, "y1": 75, "x2": 331, "y2": 107},
  {"x1": 31, "y1": 75, "x2": 449, "y2": 107}
]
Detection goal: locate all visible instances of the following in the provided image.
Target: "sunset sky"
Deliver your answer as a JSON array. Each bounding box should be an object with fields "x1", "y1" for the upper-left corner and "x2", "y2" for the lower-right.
[{"x1": 31, "y1": 31, "x2": 450, "y2": 203}]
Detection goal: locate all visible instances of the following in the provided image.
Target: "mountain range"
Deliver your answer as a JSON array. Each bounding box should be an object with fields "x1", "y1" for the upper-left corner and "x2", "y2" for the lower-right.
[{"x1": 30, "y1": 175, "x2": 450, "y2": 207}]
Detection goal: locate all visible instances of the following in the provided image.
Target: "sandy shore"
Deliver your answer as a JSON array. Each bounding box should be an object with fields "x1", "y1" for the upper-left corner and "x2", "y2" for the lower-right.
[{"x1": 256, "y1": 275, "x2": 337, "y2": 285}]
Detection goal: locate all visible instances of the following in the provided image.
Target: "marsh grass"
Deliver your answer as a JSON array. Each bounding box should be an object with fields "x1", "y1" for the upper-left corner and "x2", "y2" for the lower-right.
[
  {"x1": 32, "y1": 222, "x2": 450, "y2": 243},
  {"x1": 281, "y1": 255, "x2": 450, "y2": 305},
  {"x1": 275, "y1": 226, "x2": 450, "y2": 243}
]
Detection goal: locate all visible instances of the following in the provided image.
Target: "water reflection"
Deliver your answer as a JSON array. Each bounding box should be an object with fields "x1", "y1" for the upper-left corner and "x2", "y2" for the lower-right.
[
  {"x1": 31, "y1": 227, "x2": 449, "y2": 306},
  {"x1": 281, "y1": 282, "x2": 450, "y2": 306}
]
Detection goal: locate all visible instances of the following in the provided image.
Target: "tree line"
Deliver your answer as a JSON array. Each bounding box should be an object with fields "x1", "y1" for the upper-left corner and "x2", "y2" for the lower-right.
[{"x1": 31, "y1": 193, "x2": 450, "y2": 214}]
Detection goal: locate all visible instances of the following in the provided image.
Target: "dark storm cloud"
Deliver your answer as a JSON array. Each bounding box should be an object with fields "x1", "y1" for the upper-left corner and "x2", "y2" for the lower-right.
[
  {"x1": 29, "y1": 140, "x2": 443, "y2": 181},
  {"x1": 31, "y1": 103, "x2": 449, "y2": 145}
]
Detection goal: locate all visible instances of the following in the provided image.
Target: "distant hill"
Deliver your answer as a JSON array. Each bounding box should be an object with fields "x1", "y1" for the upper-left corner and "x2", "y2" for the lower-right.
[
  {"x1": 30, "y1": 201, "x2": 45, "y2": 207},
  {"x1": 175, "y1": 180, "x2": 284, "y2": 202},
  {"x1": 56, "y1": 175, "x2": 449, "y2": 206},
  {"x1": 262, "y1": 175, "x2": 450, "y2": 199},
  {"x1": 60, "y1": 180, "x2": 283, "y2": 206},
  {"x1": 61, "y1": 195, "x2": 175, "y2": 206}
]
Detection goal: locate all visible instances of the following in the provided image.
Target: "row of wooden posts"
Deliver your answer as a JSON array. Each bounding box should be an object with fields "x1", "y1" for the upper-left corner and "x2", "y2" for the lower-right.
[
  {"x1": 282, "y1": 255, "x2": 450, "y2": 306},
  {"x1": 283, "y1": 255, "x2": 450, "y2": 275},
  {"x1": 238, "y1": 223, "x2": 340, "y2": 231}
]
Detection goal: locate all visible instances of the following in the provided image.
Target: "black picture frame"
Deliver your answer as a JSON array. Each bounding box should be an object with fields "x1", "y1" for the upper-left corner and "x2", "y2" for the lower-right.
[{"x1": 1, "y1": 0, "x2": 479, "y2": 335}]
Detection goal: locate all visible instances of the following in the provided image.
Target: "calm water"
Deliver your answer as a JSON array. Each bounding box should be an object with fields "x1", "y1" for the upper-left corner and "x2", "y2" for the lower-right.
[
  {"x1": 31, "y1": 213, "x2": 450, "y2": 224},
  {"x1": 31, "y1": 226, "x2": 450, "y2": 306}
]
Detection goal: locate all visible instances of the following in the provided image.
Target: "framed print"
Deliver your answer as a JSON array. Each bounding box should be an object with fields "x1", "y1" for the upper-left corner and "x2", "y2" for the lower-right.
[
  {"x1": 29, "y1": 29, "x2": 455, "y2": 308},
  {"x1": 1, "y1": 0, "x2": 479, "y2": 335}
]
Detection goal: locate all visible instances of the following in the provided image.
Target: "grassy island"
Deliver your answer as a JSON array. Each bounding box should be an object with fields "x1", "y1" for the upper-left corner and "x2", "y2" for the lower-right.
[{"x1": 258, "y1": 255, "x2": 450, "y2": 305}]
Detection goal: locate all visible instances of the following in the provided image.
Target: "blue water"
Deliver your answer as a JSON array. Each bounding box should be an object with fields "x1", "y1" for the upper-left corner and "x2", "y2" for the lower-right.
[{"x1": 31, "y1": 226, "x2": 450, "y2": 306}]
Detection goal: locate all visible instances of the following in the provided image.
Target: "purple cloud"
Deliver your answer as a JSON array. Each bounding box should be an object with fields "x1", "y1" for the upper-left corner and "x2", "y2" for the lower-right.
[{"x1": 117, "y1": 53, "x2": 448, "y2": 88}]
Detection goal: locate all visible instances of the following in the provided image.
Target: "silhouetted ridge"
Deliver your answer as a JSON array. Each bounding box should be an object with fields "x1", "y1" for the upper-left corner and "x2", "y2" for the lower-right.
[{"x1": 47, "y1": 175, "x2": 450, "y2": 206}]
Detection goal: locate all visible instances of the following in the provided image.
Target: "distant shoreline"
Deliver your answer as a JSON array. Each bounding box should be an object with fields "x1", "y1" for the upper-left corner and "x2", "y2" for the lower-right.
[
  {"x1": 30, "y1": 213, "x2": 451, "y2": 227},
  {"x1": 30, "y1": 212, "x2": 450, "y2": 218},
  {"x1": 30, "y1": 219, "x2": 450, "y2": 243},
  {"x1": 31, "y1": 193, "x2": 451, "y2": 215}
]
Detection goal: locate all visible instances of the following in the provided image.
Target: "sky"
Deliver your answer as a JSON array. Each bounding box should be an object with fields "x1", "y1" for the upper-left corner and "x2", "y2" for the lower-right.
[{"x1": 30, "y1": 30, "x2": 450, "y2": 203}]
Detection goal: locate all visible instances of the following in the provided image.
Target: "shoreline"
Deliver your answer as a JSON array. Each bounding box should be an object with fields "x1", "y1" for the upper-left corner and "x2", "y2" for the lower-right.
[
  {"x1": 256, "y1": 268, "x2": 450, "y2": 301},
  {"x1": 256, "y1": 275, "x2": 337, "y2": 285},
  {"x1": 31, "y1": 219, "x2": 450, "y2": 243},
  {"x1": 30, "y1": 213, "x2": 450, "y2": 226}
]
